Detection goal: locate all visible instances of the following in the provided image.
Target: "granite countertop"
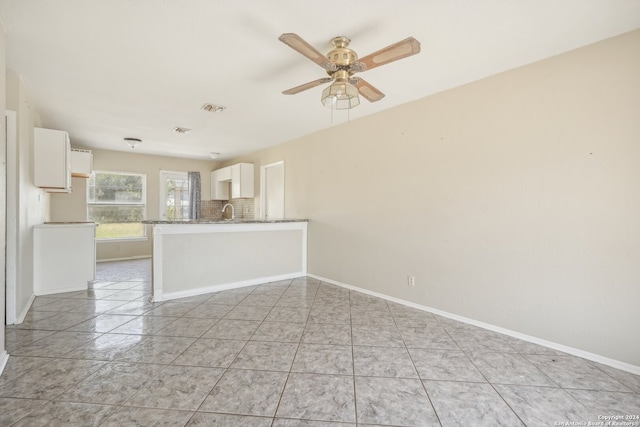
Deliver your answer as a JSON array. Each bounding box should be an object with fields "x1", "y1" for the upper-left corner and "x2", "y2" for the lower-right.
[
  {"x1": 142, "y1": 219, "x2": 309, "y2": 225},
  {"x1": 41, "y1": 222, "x2": 98, "y2": 226},
  {"x1": 44, "y1": 221, "x2": 97, "y2": 224}
]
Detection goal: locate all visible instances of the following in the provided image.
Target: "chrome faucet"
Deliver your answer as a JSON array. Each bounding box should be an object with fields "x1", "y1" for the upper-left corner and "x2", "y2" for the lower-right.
[{"x1": 221, "y1": 203, "x2": 235, "y2": 220}]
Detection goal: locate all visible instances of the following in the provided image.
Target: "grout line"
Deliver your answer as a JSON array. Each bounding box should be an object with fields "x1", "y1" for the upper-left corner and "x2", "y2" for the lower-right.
[
  {"x1": 348, "y1": 289, "x2": 359, "y2": 426},
  {"x1": 389, "y1": 301, "x2": 443, "y2": 426},
  {"x1": 271, "y1": 278, "x2": 320, "y2": 422}
]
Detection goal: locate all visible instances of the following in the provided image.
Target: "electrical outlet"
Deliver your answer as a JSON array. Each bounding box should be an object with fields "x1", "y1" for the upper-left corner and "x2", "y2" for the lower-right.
[{"x1": 408, "y1": 275, "x2": 415, "y2": 287}]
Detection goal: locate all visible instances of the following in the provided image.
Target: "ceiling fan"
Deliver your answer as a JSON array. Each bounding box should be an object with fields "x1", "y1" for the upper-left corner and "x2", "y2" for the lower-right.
[{"x1": 278, "y1": 33, "x2": 421, "y2": 109}]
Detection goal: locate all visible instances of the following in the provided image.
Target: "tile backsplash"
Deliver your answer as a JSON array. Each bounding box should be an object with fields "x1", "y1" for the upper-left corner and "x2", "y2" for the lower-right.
[
  {"x1": 200, "y1": 200, "x2": 224, "y2": 220},
  {"x1": 200, "y1": 199, "x2": 255, "y2": 220}
]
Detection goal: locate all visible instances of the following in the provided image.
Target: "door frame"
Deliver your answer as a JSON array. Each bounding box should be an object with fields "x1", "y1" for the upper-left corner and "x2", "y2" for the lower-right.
[
  {"x1": 260, "y1": 160, "x2": 285, "y2": 219},
  {"x1": 5, "y1": 110, "x2": 17, "y2": 324},
  {"x1": 159, "y1": 170, "x2": 188, "y2": 220}
]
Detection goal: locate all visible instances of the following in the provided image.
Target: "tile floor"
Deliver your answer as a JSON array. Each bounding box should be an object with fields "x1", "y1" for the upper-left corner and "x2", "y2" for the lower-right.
[{"x1": 1, "y1": 259, "x2": 639, "y2": 426}]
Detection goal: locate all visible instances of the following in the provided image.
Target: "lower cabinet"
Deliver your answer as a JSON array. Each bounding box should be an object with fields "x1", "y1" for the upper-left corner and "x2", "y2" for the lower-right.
[{"x1": 33, "y1": 223, "x2": 96, "y2": 295}]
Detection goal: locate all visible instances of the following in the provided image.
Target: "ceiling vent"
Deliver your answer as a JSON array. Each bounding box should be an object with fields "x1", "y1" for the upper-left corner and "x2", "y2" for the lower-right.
[
  {"x1": 201, "y1": 103, "x2": 226, "y2": 113},
  {"x1": 173, "y1": 127, "x2": 192, "y2": 134}
]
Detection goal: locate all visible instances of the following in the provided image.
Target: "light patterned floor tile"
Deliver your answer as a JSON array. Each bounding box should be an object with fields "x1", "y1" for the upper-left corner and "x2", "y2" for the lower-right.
[
  {"x1": 356, "y1": 376, "x2": 439, "y2": 426},
  {"x1": 200, "y1": 369, "x2": 288, "y2": 417},
  {"x1": 4, "y1": 260, "x2": 638, "y2": 427},
  {"x1": 425, "y1": 380, "x2": 524, "y2": 426},
  {"x1": 10, "y1": 401, "x2": 117, "y2": 427},
  {"x1": 100, "y1": 406, "x2": 194, "y2": 426},
  {"x1": 276, "y1": 373, "x2": 356, "y2": 423}
]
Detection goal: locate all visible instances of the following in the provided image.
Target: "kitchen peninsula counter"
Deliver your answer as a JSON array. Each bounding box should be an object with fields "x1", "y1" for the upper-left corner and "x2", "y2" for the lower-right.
[{"x1": 143, "y1": 219, "x2": 308, "y2": 301}]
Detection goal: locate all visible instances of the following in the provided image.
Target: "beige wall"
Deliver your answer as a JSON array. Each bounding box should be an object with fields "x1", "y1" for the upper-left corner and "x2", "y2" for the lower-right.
[
  {"x1": 50, "y1": 148, "x2": 218, "y2": 261},
  {"x1": 50, "y1": 177, "x2": 88, "y2": 222},
  {"x1": 0, "y1": 19, "x2": 6, "y2": 356},
  {"x1": 230, "y1": 30, "x2": 640, "y2": 367},
  {"x1": 6, "y1": 71, "x2": 47, "y2": 320}
]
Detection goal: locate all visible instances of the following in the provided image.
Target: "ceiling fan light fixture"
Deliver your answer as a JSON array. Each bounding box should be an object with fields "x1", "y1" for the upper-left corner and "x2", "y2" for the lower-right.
[
  {"x1": 280, "y1": 33, "x2": 420, "y2": 109},
  {"x1": 321, "y1": 81, "x2": 360, "y2": 110}
]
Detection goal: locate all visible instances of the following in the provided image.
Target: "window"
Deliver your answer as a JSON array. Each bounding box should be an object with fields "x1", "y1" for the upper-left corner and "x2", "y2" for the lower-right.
[
  {"x1": 159, "y1": 171, "x2": 189, "y2": 221},
  {"x1": 88, "y1": 171, "x2": 146, "y2": 240}
]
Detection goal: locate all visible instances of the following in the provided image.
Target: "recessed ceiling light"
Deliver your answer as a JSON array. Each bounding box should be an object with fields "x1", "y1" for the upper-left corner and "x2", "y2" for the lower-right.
[
  {"x1": 201, "y1": 103, "x2": 226, "y2": 113},
  {"x1": 173, "y1": 127, "x2": 192, "y2": 134},
  {"x1": 209, "y1": 152, "x2": 221, "y2": 159}
]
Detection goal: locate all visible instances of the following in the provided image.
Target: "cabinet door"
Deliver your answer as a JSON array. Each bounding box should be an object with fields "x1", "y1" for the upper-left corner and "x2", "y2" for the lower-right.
[
  {"x1": 231, "y1": 163, "x2": 254, "y2": 199},
  {"x1": 71, "y1": 149, "x2": 93, "y2": 178},
  {"x1": 216, "y1": 166, "x2": 232, "y2": 181},
  {"x1": 210, "y1": 170, "x2": 230, "y2": 200},
  {"x1": 33, "y1": 224, "x2": 96, "y2": 295},
  {"x1": 34, "y1": 127, "x2": 71, "y2": 192}
]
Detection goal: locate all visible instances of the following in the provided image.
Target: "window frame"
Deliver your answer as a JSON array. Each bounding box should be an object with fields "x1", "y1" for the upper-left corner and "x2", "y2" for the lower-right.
[{"x1": 87, "y1": 170, "x2": 148, "y2": 241}]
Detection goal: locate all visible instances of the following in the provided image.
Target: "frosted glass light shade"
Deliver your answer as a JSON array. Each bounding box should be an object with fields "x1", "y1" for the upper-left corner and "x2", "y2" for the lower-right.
[{"x1": 321, "y1": 81, "x2": 360, "y2": 110}]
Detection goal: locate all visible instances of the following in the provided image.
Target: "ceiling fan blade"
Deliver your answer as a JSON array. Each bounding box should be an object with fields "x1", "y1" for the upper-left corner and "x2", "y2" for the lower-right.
[
  {"x1": 278, "y1": 33, "x2": 337, "y2": 72},
  {"x1": 356, "y1": 37, "x2": 420, "y2": 72},
  {"x1": 282, "y1": 78, "x2": 333, "y2": 95},
  {"x1": 352, "y1": 77, "x2": 385, "y2": 102}
]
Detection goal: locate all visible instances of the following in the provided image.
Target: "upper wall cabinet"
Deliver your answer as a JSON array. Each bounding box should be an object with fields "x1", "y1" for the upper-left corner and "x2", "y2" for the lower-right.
[
  {"x1": 211, "y1": 162, "x2": 254, "y2": 200},
  {"x1": 34, "y1": 127, "x2": 71, "y2": 193},
  {"x1": 231, "y1": 163, "x2": 254, "y2": 199},
  {"x1": 211, "y1": 168, "x2": 230, "y2": 200},
  {"x1": 216, "y1": 166, "x2": 232, "y2": 182},
  {"x1": 70, "y1": 149, "x2": 93, "y2": 178}
]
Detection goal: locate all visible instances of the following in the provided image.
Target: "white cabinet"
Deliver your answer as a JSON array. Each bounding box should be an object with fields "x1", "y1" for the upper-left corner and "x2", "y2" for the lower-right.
[
  {"x1": 211, "y1": 163, "x2": 254, "y2": 200},
  {"x1": 211, "y1": 168, "x2": 230, "y2": 200},
  {"x1": 34, "y1": 127, "x2": 72, "y2": 192},
  {"x1": 217, "y1": 166, "x2": 231, "y2": 182},
  {"x1": 231, "y1": 163, "x2": 254, "y2": 198},
  {"x1": 33, "y1": 223, "x2": 96, "y2": 295},
  {"x1": 71, "y1": 149, "x2": 93, "y2": 178}
]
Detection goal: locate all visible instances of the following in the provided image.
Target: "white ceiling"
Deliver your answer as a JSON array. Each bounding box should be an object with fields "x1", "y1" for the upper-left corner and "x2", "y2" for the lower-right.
[{"x1": 1, "y1": 1, "x2": 639, "y2": 160}]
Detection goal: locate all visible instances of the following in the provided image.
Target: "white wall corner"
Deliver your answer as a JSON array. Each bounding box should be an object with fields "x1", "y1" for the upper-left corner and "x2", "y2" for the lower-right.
[{"x1": 14, "y1": 293, "x2": 35, "y2": 324}]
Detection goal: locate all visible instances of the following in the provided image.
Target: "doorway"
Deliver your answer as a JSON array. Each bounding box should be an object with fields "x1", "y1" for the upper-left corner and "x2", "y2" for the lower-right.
[
  {"x1": 159, "y1": 171, "x2": 189, "y2": 221},
  {"x1": 260, "y1": 161, "x2": 285, "y2": 219}
]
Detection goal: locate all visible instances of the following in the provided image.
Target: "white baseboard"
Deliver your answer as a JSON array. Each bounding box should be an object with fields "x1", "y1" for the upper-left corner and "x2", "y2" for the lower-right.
[
  {"x1": 308, "y1": 274, "x2": 640, "y2": 376},
  {"x1": 156, "y1": 272, "x2": 305, "y2": 302},
  {"x1": 34, "y1": 284, "x2": 88, "y2": 297},
  {"x1": 97, "y1": 255, "x2": 151, "y2": 263},
  {"x1": 15, "y1": 294, "x2": 36, "y2": 324},
  {"x1": 0, "y1": 351, "x2": 9, "y2": 377}
]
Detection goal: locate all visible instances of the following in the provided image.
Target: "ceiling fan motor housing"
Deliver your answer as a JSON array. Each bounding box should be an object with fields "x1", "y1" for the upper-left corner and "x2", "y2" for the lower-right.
[{"x1": 326, "y1": 36, "x2": 358, "y2": 75}]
